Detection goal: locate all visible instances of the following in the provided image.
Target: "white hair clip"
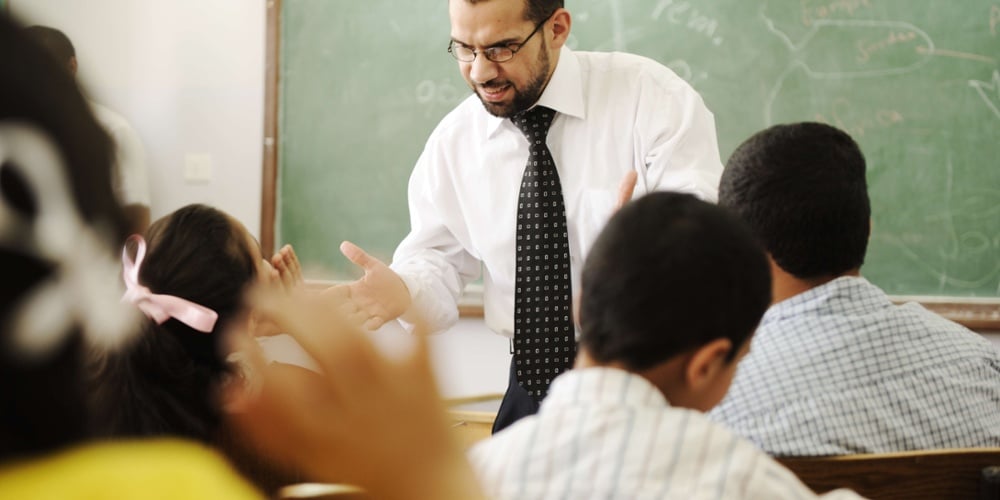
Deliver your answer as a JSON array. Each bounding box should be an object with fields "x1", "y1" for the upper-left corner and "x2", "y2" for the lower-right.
[{"x1": 0, "y1": 122, "x2": 137, "y2": 358}]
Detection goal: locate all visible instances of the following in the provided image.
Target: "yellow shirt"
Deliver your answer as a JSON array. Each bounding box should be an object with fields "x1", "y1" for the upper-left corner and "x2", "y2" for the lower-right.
[{"x1": 0, "y1": 438, "x2": 263, "y2": 499}]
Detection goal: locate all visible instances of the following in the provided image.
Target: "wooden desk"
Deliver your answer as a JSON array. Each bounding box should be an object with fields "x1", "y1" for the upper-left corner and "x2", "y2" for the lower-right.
[{"x1": 447, "y1": 395, "x2": 501, "y2": 448}]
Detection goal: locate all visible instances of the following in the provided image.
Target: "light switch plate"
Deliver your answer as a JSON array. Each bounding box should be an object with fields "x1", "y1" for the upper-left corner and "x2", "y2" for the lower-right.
[{"x1": 184, "y1": 153, "x2": 213, "y2": 183}]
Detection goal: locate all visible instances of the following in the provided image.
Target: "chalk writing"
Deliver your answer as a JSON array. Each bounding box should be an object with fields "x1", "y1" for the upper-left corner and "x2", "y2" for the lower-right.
[
  {"x1": 609, "y1": 0, "x2": 627, "y2": 51},
  {"x1": 991, "y1": 5, "x2": 1000, "y2": 36},
  {"x1": 969, "y1": 70, "x2": 1000, "y2": 120},
  {"x1": 801, "y1": 0, "x2": 872, "y2": 27},
  {"x1": 760, "y1": 9, "x2": 934, "y2": 124},
  {"x1": 760, "y1": 11, "x2": 933, "y2": 73},
  {"x1": 915, "y1": 46, "x2": 997, "y2": 64},
  {"x1": 651, "y1": 0, "x2": 724, "y2": 46},
  {"x1": 856, "y1": 29, "x2": 918, "y2": 63},
  {"x1": 813, "y1": 97, "x2": 904, "y2": 137},
  {"x1": 665, "y1": 59, "x2": 709, "y2": 86},
  {"x1": 415, "y1": 79, "x2": 463, "y2": 106},
  {"x1": 888, "y1": 158, "x2": 1000, "y2": 292}
]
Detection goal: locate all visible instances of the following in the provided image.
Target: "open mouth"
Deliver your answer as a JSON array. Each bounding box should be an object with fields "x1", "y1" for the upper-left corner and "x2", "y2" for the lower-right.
[{"x1": 478, "y1": 84, "x2": 511, "y2": 101}]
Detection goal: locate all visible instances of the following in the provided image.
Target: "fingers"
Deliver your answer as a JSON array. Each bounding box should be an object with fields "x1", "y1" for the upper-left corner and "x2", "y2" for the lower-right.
[
  {"x1": 340, "y1": 240, "x2": 381, "y2": 272},
  {"x1": 271, "y1": 244, "x2": 304, "y2": 290},
  {"x1": 616, "y1": 170, "x2": 638, "y2": 210},
  {"x1": 363, "y1": 316, "x2": 386, "y2": 331}
]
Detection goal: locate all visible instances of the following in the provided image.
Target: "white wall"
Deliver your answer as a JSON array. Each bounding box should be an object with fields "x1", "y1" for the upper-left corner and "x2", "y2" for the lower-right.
[{"x1": 10, "y1": 0, "x2": 265, "y2": 237}]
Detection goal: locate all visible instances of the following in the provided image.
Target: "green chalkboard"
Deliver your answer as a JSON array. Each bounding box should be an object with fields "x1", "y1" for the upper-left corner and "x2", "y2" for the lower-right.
[{"x1": 278, "y1": 0, "x2": 1000, "y2": 297}]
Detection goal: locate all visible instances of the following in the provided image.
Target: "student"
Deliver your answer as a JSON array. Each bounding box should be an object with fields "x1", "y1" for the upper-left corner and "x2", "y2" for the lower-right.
[
  {"x1": 1, "y1": 14, "x2": 485, "y2": 500},
  {"x1": 89, "y1": 203, "x2": 307, "y2": 492},
  {"x1": 469, "y1": 192, "x2": 862, "y2": 499},
  {"x1": 0, "y1": 13, "x2": 261, "y2": 498},
  {"x1": 710, "y1": 122, "x2": 1000, "y2": 455},
  {"x1": 25, "y1": 25, "x2": 153, "y2": 234},
  {"x1": 335, "y1": 0, "x2": 724, "y2": 432}
]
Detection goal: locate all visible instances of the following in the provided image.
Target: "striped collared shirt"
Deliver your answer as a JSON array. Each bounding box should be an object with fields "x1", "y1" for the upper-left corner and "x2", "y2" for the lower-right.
[
  {"x1": 710, "y1": 276, "x2": 1000, "y2": 456},
  {"x1": 470, "y1": 367, "x2": 861, "y2": 499}
]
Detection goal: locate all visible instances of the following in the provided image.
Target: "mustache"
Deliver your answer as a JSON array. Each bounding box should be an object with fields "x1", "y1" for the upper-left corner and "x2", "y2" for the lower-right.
[{"x1": 476, "y1": 79, "x2": 512, "y2": 91}]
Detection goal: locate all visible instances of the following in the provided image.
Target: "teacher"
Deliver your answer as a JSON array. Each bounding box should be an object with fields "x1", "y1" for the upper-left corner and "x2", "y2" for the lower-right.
[{"x1": 337, "y1": 0, "x2": 723, "y2": 432}]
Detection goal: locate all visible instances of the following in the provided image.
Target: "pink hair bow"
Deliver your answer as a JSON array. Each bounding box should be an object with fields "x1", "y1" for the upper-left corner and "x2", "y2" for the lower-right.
[{"x1": 121, "y1": 235, "x2": 219, "y2": 333}]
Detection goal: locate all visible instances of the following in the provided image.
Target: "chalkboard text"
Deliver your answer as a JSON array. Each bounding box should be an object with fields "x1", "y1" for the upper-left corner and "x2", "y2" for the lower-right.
[
  {"x1": 801, "y1": 0, "x2": 873, "y2": 27},
  {"x1": 651, "y1": 0, "x2": 724, "y2": 46},
  {"x1": 990, "y1": 4, "x2": 999, "y2": 36},
  {"x1": 856, "y1": 29, "x2": 919, "y2": 63}
]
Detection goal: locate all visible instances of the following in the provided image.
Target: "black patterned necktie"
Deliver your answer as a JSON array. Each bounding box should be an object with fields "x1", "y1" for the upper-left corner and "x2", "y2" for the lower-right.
[{"x1": 511, "y1": 105, "x2": 575, "y2": 403}]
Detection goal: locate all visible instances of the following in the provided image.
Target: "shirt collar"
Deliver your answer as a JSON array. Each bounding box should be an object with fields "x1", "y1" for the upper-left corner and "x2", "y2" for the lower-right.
[
  {"x1": 762, "y1": 275, "x2": 889, "y2": 325},
  {"x1": 485, "y1": 45, "x2": 585, "y2": 138},
  {"x1": 542, "y1": 366, "x2": 669, "y2": 409}
]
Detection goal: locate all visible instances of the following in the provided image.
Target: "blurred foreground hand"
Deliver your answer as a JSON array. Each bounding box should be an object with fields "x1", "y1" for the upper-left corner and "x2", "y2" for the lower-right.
[{"x1": 227, "y1": 287, "x2": 486, "y2": 500}]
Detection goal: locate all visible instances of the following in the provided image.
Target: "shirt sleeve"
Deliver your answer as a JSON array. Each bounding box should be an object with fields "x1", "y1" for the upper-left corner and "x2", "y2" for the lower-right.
[
  {"x1": 635, "y1": 67, "x2": 723, "y2": 203},
  {"x1": 390, "y1": 143, "x2": 482, "y2": 333}
]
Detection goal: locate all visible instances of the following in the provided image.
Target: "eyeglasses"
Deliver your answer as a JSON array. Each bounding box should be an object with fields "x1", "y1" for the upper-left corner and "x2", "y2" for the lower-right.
[{"x1": 447, "y1": 13, "x2": 552, "y2": 63}]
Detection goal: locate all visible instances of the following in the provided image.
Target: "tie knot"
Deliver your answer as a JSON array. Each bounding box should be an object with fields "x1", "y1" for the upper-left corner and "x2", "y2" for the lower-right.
[{"x1": 511, "y1": 105, "x2": 555, "y2": 141}]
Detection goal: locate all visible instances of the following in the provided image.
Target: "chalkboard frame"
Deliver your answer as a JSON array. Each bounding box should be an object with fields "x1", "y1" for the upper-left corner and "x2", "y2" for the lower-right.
[{"x1": 260, "y1": 0, "x2": 1000, "y2": 331}]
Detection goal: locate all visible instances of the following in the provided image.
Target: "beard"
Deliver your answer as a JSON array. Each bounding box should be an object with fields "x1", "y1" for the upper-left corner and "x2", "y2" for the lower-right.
[{"x1": 472, "y1": 41, "x2": 552, "y2": 118}]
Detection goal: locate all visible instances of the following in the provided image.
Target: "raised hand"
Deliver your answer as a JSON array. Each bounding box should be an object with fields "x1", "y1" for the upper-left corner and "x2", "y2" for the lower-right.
[
  {"x1": 270, "y1": 244, "x2": 304, "y2": 291},
  {"x1": 227, "y1": 287, "x2": 486, "y2": 500}
]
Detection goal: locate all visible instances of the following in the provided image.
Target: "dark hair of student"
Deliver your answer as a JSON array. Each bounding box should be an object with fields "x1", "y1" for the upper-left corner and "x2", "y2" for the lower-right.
[
  {"x1": 0, "y1": 14, "x2": 126, "y2": 462},
  {"x1": 579, "y1": 192, "x2": 771, "y2": 370},
  {"x1": 24, "y1": 25, "x2": 75, "y2": 68},
  {"x1": 718, "y1": 122, "x2": 871, "y2": 279},
  {"x1": 88, "y1": 204, "x2": 257, "y2": 442}
]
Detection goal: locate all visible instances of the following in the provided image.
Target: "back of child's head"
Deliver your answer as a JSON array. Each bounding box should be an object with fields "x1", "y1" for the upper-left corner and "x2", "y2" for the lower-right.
[
  {"x1": 0, "y1": 13, "x2": 128, "y2": 462},
  {"x1": 718, "y1": 122, "x2": 870, "y2": 279},
  {"x1": 23, "y1": 25, "x2": 75, "y2": 69},
  {"x1": 89, "y1": 203, "x2": 258, "y2": 442},
  {"x1": 578, "y1": 192, "x2": 771, "y2": 371}
]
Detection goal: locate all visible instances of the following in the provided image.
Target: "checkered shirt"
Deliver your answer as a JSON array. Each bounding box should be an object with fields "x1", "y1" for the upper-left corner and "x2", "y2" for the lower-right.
[{"x1": 710, "y1": 276, "x2": 1000, "y2": 456}]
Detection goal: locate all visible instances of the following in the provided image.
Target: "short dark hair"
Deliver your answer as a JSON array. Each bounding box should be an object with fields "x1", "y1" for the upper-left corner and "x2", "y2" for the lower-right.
[
  {"x1": 579, "y1": 192, "x2": 771, "y2": 370},
  {"x1": 24, "y1": 25, "x2": 75, "y2": 66},
  {"x1": 523, "y1": 0, "x2": 562, "y2": 24},
  {"x1": 460, "y1": 0, "x2": 563, "y2": 24},
  {"x1": 719, "y1": 122, "x2": 870, "y2": 279},
  {"x1": 88, "y1": 204, "x2": 257, "y2": 442}
]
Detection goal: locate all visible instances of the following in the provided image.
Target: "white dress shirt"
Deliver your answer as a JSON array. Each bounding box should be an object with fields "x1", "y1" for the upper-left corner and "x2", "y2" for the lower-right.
[
  {"x1": 469, "y1": 367, "x2": 862, "y2": 499},
  {"x1": 710, "y1": 276, "x2": 1000, "y2": 456},
  {"x1": 391, "y1": 47, "x2": 723, "y2": 335},
  {"x1": 90, "y1": 101, "x2": 151, "y2": 207}
]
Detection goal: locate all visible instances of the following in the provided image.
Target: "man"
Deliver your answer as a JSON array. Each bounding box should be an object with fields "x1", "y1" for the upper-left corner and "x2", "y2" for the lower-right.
[
  {"x1": 469, "y1": 192, "x2": 861, "y2": 499},
  {"x1": 25, "y1": 25, "x2": 152, "y2": 233},
  {"x1": 338, "y1": 0, "x2": 724, "y2": 432},
  {"x1": 710, "y1": 122, "x2": 1000, "y2": 455}
]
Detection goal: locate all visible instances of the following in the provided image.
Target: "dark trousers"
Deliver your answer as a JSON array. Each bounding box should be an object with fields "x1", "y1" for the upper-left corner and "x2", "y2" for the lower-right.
[{"x1": 491, "y1": 356, "x2": 540, "y2": 434}]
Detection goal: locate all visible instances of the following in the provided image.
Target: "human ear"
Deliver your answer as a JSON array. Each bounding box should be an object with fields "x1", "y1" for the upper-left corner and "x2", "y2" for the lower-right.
[
  {"x1": 683, "y1": 338, "x2": 732, "y2": 392},
  {"x1": 548, "y1": 9, "x2": 572, "y2": 49}
]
